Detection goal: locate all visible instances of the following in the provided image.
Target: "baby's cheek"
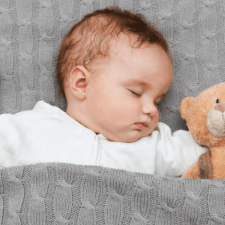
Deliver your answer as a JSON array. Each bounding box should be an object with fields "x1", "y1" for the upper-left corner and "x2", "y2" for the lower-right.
[{"x1": 153, "y1": 112, "x2": 160, "y2": 124}]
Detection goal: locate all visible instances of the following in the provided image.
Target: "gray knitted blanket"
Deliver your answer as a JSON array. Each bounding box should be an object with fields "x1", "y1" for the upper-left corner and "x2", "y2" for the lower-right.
[{"x1": 0, "y1": 163, "x2": 224, "y2": 225}]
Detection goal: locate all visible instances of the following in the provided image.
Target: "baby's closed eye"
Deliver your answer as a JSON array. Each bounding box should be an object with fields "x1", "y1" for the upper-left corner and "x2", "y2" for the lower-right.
[{"x1": 129, "y1": 89, "x2": 141, "y2": 96}]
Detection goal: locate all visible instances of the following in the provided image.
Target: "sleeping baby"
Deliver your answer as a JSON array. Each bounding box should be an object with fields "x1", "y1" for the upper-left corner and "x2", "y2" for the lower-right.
[{"x1": 0, "y1": 7, "x2": 208, "y2": 176}]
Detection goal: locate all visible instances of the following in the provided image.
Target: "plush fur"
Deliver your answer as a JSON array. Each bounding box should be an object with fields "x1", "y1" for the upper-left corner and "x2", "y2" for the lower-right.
[{"x1": 180, "y1": 83, "x2": 225, "y2": 179}]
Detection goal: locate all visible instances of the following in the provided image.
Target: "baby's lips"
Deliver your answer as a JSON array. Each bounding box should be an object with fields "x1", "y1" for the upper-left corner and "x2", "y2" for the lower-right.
[
  {"x1": 137, "y1": 121, "x2": 149, "y2": 126},
  {"x1": 135, "y1": 123, "x2": 148, "y2": 129}
]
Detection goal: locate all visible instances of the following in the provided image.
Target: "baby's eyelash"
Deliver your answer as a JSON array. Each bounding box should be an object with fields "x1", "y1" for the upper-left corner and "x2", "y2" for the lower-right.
[{"x1": 129, "y1": 90, "x2": 141, "y2": 96}]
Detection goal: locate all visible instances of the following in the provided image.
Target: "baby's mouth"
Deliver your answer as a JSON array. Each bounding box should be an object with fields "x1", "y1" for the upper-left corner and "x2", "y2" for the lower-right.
[{"x1": 135, "y1": 123, "x2": 148, "y2": 129}]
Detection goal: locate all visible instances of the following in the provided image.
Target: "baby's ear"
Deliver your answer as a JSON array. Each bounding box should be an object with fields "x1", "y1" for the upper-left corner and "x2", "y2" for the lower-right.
[
  {"x1": 69, "y1": 66, "x2": 91, "y2": 100},
  {"x1": 180, "y1": 97, "x2": 194, "y2": 119}
]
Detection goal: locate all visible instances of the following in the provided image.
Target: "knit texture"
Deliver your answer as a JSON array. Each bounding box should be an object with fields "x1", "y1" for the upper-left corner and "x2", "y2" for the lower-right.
[
  {"x1": 1, "y1": 0, "x2": 225, "y2": 131},
  {"x1": 0, "y1": 163, "x2": 224, "y2": 225}
]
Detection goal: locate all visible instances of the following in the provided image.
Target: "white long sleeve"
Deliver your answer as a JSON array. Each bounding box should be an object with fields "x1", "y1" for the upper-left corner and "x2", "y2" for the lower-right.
[
  {"x1": 0, "y1": 114, "x2": 22, "y2": 168},
  {"x1": 155, "y1": 122, "x2": 208, "y2": 177}
]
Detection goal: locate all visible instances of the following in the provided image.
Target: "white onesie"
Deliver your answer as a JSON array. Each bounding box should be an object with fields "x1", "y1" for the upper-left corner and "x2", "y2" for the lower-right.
[{"x1": 0, "y1": 101, "x2": 208, "y2": 176}]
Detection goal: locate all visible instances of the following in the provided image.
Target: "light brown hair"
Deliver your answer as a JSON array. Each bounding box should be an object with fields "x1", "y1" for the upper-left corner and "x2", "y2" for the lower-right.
[{"x1": 57, "y1": 6, "x2": 170, "y2": 97}]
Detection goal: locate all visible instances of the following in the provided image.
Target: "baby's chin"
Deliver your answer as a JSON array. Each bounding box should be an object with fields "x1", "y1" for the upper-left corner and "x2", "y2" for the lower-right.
[{"x1": 103, "y1": 130, "x2": 152, "y2": 143}]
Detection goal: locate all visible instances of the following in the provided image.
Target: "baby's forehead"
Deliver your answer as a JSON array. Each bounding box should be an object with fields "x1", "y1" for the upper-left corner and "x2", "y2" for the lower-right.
[
  {"x1": 106, "y1": 33, "x2": 147, "y2": 64},
  {"x1": 86, "y1": 33, "x2": 136, "y2": 73},
  {"x1": 109, "y1": 33, "x2": 142, "y2": 52}
]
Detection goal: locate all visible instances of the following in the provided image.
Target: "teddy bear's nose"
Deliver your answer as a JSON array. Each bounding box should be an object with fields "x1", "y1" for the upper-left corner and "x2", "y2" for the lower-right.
[{"x1": 214, "y1": 102, "x2": 225, "y2": 112}]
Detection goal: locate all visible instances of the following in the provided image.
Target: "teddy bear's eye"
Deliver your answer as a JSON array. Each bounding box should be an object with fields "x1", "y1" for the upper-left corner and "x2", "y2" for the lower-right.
[{"x1": 216, "y1": 98, "x2": 220, "y2": 104}]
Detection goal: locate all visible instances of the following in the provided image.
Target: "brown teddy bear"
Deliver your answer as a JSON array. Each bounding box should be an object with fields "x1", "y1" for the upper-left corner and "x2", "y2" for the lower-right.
[{"x1": 180, "y1": 82, "x2": 225, "y2": 179}]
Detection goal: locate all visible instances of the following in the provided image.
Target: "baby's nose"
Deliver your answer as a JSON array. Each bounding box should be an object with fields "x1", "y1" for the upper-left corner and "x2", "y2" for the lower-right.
[
  {"x1": 142, "y1": 102, "x2": 158, "y2": 115},
  {"x1": 215, "y1": 102, "x2": 225, "y2": 112}
]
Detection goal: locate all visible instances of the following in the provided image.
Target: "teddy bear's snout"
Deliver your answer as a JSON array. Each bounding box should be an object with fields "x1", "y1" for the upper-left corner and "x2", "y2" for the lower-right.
[
  {"x1": 214, "y1": 102, "x2": 225, "y2": 112},
  {"x1": 207, "y1": 102, "x2": 225, "y2": 137}
]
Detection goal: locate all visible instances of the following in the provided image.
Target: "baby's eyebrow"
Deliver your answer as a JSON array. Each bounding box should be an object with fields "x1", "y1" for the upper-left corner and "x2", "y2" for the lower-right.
[{"x1": 125, "y1": 78, "x2": 150, "y2": 87}]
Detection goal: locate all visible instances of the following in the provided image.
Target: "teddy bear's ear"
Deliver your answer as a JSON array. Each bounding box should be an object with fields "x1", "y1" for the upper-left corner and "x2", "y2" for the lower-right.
[{"x1": 180, "y1": 97, "x2": 194, "y2": 119}]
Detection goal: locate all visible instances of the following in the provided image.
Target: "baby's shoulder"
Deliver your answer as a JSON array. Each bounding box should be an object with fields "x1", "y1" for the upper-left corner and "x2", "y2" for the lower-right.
[{"x1": 0, "y1": 101, "x2": 64, "y2": 124}]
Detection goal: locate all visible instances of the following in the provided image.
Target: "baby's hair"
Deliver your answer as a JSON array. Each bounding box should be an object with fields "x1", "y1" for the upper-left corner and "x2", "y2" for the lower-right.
[{"x1": 57, "y1": 6, "x2": 170, "y2": 97}]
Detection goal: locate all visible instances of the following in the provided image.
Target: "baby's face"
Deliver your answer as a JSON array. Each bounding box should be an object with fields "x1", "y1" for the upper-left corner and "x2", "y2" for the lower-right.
[{"x1": 85, "y1": 34, "x2": 173, "y2": 142}]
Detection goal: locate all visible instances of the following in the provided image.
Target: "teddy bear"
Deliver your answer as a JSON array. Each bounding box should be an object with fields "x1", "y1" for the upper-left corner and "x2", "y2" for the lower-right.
[{"x1": 180, "y1": 82, "x2": 225, "y2": 179}]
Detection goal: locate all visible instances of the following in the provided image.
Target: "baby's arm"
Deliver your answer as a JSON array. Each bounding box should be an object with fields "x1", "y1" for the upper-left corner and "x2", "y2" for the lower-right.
[
  {"x1": 154, "y1": 122, "x2": 208, "y2": 177},
  {"x1": 0, "y1": 114, "x2": 21, "y2": 168}
]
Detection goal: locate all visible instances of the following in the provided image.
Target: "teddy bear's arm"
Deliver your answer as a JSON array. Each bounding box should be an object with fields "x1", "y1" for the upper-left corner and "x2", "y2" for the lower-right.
[
  {"x1": 181, "y1": 161, "x2": 200, "y2": 179},
  {"x1": 181, "y1": 151, "x2": 212, "y2": 179}
]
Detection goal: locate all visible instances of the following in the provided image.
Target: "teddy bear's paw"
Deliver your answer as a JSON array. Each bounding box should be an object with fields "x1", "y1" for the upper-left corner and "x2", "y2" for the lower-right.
[{"x1": 181, "y1": 161, "x2": 200, "y2": 179}]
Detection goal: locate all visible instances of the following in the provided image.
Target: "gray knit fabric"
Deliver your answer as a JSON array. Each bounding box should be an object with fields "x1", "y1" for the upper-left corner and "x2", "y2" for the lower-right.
[
  {"x1": 1, "y1": 0, "x2": 225, "y2": 131},
  {"x1": 0, "y1": 163, "x2": 224, "y2": 225}
]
